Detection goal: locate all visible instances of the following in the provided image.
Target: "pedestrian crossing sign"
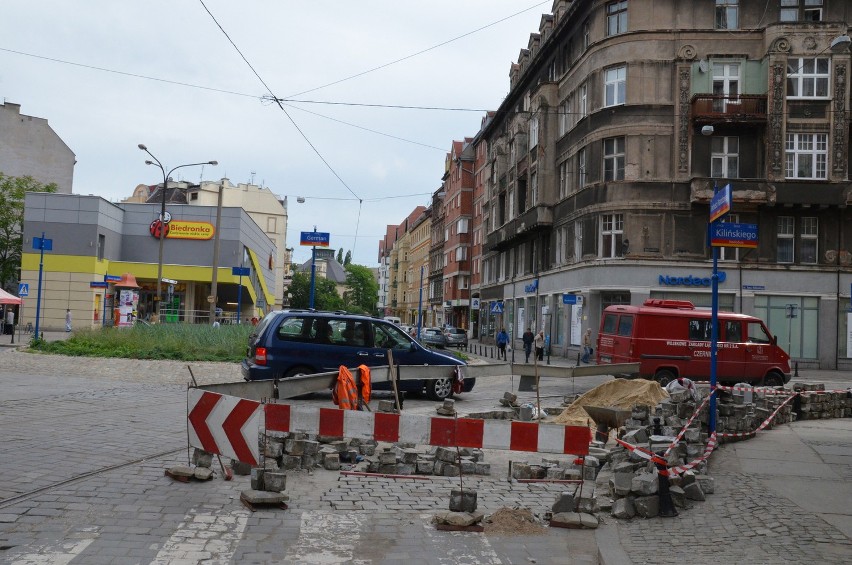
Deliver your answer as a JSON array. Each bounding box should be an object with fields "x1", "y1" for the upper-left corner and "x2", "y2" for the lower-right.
[{"x1": 18, "y1": 283, "x2": 29, "y2": 297}]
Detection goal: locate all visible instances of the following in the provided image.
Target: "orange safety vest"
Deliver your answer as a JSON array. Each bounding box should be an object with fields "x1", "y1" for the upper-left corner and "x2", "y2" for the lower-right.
[
  {"x1": 332, "y1": 365, "x2": 372, "y2": 410},
  {"x1": 332, "y1": 366, "x2": 358, "y2": 410},
  {"x1": 358, "y1": 365, "x2": 371, "y2": 405}
]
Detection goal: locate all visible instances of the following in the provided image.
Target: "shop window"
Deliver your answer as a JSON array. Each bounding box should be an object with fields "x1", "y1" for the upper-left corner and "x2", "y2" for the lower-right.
[{"x1": 755, "y1": 295, "x2": 819, "y2": 359}]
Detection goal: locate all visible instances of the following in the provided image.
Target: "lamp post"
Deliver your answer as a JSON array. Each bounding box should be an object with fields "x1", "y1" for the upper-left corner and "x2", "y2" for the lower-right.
[{"x1": 137, "y1": 144, "x2": 217, "y2": 320}]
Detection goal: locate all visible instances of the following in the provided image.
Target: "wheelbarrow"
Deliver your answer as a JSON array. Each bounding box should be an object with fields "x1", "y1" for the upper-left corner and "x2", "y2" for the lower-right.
[{"x1": 582, "y1": 405, "x2": 632, "y2": 444}]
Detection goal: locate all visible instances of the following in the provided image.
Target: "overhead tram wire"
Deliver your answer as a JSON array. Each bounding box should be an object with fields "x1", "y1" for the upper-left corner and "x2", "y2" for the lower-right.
[
  {"x1": 198, "y1": 0, "x2": 368, "y2": 259},
  {"x1": 282, "y1": 0, "x2": 550, "y2": 98}
]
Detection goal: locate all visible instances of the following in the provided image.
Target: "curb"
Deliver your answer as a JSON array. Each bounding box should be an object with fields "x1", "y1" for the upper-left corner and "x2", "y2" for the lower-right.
[{"x1": 596, "y1": 520, "x2": 632, "y2": 565}]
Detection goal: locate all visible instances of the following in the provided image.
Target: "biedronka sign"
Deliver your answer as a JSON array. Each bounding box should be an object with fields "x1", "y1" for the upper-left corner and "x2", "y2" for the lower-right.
[{"x1": 167, "y1": 221, "x2": 214, "y2": 240}]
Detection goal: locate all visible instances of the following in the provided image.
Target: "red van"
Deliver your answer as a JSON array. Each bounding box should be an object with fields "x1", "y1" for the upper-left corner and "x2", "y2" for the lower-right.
[{"x1": 596, "y1": 299, "x2": 790, "y2": 386}]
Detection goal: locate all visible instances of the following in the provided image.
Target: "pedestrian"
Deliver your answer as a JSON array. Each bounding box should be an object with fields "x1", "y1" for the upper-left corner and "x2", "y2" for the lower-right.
[
  {"x1": 496, "y1": 327, "x2": 509, "y2": 360},
  {"x1": 581, "y1": 328, "x2": 593, "y2": 364},
  {"x1": 65, "y1": 308, "x2": 72, "y2": 332},
  {"x1": 534, "y1": 330, "x2": 545, "y2": 361},
  {"x1": 522, "y1": 327, "x2": 534, "y2": 363}
]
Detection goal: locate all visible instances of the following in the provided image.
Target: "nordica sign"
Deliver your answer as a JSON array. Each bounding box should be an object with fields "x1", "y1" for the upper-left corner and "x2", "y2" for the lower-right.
[{"x1": 658, "y1": 271, "x2": 726, "y2": 287}]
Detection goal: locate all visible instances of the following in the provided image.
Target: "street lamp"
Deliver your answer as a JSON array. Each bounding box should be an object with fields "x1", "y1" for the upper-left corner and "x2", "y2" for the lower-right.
[{"x1": 138, "y1": 144, "x2": 217, "y2": 319}]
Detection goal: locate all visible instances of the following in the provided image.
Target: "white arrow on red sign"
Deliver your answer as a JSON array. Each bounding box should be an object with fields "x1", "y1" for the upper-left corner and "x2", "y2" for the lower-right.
[{"x1": 187, "y1": 389, "x2": 262, "y2": 465}]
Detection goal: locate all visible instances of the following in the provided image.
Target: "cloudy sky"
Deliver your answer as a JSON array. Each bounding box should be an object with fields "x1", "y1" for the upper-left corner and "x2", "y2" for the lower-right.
[{"x1": 1, "y1": 1, "x2": 549, "y2": 266}]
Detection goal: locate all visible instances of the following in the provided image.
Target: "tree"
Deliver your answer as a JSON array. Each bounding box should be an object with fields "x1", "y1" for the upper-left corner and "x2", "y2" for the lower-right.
[
  {"x1": 343, "y1": 263, "x2": 379, "y2": 314},
  {"x1": 0, "y1": 174, "x2": 57, "y2": 292},
  {"x1": 336, "y1": 248, "x2": 344, "y2": 264},
  {"x1": 344, "y1": 250, "x2": 352, "y2": 266},
  {"x1": 287, "y1": 271, "x2": 344, "y2": 311}
]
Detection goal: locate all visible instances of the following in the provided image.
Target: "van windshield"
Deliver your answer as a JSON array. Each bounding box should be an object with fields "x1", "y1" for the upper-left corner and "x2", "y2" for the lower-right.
[{"x1": 747, "y1": 322, "x2": 771, "y2": 344}]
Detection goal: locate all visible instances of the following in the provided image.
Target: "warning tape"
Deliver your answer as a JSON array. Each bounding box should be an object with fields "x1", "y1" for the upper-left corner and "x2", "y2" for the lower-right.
[
  {"x1": 660, "y1": 432, "x2": 718, "y2": 477},
  {"x1": 717, "y1": 391, "x2": 798, "y2": 439},
  {"x1": 614, "y1": 437, "x2": 668, "y2": 466},
  {"x1": 715, "y1": 384, "x2": 791, "y2": 395},
  {"x1": 663, "y1": 392, "x2": 714, "y2": 456}
]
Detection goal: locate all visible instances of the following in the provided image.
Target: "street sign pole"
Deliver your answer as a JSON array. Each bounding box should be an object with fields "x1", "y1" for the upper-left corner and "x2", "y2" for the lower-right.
[
  {"x1": 707, "y1": 183, "x2": 731, "y2": 436},
  {"x1": 309, "y1": 243, "x2": 317, "y2": 309},
  {"x1": 33, "y1": 232, "x2": 47, "y2": 341}
]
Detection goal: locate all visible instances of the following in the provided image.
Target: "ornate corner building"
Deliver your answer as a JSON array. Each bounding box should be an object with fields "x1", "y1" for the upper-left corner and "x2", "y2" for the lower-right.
[{"x1": 475, "y1": 0, "x2": 851, "y2": 369}]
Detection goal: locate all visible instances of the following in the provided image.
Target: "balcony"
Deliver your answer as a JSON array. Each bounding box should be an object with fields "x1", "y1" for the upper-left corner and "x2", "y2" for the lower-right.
[
  {"x1": 691, "y1": 94, "x2": 767, "y2": 124},
  {"x1": 484, "y1": 205, "x2": 553, "y2": 251}
]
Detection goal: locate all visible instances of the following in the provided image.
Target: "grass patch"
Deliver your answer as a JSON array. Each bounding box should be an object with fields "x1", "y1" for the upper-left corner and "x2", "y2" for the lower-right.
[{"x1": 30, "y1": 324, "x2": 253, "y2": 362}]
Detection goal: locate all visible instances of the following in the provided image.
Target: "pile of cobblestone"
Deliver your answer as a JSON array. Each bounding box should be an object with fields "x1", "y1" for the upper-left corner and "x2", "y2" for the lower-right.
[
  {"x1": 260, "y1": 430, "x2": 492, "y2": 477},
  {"x1": 792, "y1": 382, "x2": 852, "y2": 420}
]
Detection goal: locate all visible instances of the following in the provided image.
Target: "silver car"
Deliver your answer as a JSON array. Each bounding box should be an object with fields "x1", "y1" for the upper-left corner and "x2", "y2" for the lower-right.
[
  {"x1": 444, "y1": 327, "x2": 468, "y2": 348},
  {"x1": 420, "y1": 327, "x2": 448, "y2": 349}
]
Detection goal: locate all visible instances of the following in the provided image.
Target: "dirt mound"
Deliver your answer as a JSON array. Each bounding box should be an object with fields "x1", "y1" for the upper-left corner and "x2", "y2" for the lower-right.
[
  {"x1": 483, "y1": 507, "x2": 547, "y2": 535},
  {"x1": 552, "y1": 378, "x2": 668, "y2": 426}
]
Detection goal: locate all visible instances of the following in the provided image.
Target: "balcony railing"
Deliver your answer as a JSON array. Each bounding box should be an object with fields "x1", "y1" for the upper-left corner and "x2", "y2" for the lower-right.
[{"x1": 691, "y1": 94, "x2": 767, "y2": 123}]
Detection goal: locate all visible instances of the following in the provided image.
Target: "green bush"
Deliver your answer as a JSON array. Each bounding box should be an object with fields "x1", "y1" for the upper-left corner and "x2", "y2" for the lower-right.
[{"x1": 30, "y1": 324, "x2": 253, "y2": 362}]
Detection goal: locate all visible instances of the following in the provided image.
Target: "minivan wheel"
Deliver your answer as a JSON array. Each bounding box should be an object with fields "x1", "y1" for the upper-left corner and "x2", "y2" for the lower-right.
[
  {"x1": 763, "y1": 371, "x2": 784, "y2": 387},
  {"x1": 425, "y1": 378, "x2": 453, "y2": 401},
  {"x1": 655, "y1": 369, "x2": 676, "y2": 387}
]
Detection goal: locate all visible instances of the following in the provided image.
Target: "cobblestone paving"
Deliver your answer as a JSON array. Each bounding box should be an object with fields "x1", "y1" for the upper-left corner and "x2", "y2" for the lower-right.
[{"x1": 616, "y1": 470, "x2": 850, "y2": 564}]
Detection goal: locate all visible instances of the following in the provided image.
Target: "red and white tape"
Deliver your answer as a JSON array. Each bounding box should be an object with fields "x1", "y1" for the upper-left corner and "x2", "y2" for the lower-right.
[
  {"x1": 660, "y1": 432, "x2": 718, "y2": 477},
  {"x1": 717, "y1": 391, "x2": 798, "y2": 439},
  {"x1": 663, "y1": 392, "x2": 713, "y2": 456}
]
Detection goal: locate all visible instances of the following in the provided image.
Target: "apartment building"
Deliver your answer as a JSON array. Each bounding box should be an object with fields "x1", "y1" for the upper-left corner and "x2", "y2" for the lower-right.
[
  {"x1": 475, "y1": 0, "x2": 851, "y2": 369},
  {"x1": 441, "y1": 139, "x2": 475, "y2": 329}
]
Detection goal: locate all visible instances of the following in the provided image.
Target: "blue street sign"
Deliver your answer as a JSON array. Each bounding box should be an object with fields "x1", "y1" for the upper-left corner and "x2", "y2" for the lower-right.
[
  {"x1": 300, "y1": 231, "x2": 330, "y2": 247},
  {"x1": 104, "y1": 274, "x2": 122, "y2": 282},
  {"x1": 709, "y1": 183, "x2": 731, "y2": 223},
  {"x1": 89, "y1": 282, "x2": 109, "y2": 288},
  {"x1": 711, "y1": 222, "x2": 758, "y2": 248},
  {"x1": 562, "y1": 294, "x2": 583, "y2": 305},
  {"x1": 18, "y1": 283, "x2": 29, "y2": 297},
  {"x1": 232, "y1": 267, "x2": 251, "y2": 277},
  {"x1": 32, "y1": 237, "x2": 53, "y2": 251},
  {"x1": 490, "y1": 302, "x2": 504, "y2": 314}
]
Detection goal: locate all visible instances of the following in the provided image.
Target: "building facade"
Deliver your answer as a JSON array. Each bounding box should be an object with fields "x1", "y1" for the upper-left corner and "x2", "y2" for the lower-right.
[
  {"x1": 441, "y1": 139, "x2": 475, "y2": 330},
  {"x1": 0, "y1": 102, "x2": 75, "y2": 193},
  {"x1": 475, "y1": 0, "x2": 851, "y2": 369},
  {"x1": 22, "y1": 193, "x2": 277, "y2": 331}
]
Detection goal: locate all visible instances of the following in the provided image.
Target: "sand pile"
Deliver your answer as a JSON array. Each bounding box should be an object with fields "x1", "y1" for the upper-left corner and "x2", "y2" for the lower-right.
[
  {"x1": 483, "y1": 507, "x2": 547, "y2": 535},
  {"x1": 552, "y1": 378, "x2": 669, "y2": 426}
]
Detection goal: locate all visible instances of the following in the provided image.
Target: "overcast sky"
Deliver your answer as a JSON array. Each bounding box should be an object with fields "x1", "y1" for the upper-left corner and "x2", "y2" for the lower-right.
[{"x1": 1, "y1": 1, "x2": 549, "y2": 266}]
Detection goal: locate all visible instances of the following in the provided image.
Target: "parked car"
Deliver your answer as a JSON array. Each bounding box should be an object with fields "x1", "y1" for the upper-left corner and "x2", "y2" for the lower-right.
[
  {"x1": 420, "y1": 327, "x2": 448, "y2": 349},
  {"x1": 241, "y1": 310, "x2": 474, "y2": 400},
  {"x1": 597, "y1": 299, "x2": 790, "y2": 386},
  {"x1": 444, "y1": 327, "x2": 468, "y2": 349}
]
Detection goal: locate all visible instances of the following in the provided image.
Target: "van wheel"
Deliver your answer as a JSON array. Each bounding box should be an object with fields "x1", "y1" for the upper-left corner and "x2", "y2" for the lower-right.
[
  {"x1": 763, "y1": 371, "x2": 784, "y2": 387},
  {"x1": 426, "y1": 378, "x2": 453, "y2": 401},
  {"x1": 655, "y1": 369, "x2": 676, "y2": 387}
]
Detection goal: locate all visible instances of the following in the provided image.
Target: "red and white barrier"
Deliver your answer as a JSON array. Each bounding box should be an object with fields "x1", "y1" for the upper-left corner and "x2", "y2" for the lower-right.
[
  {"x1": 266, "y1": 403, "x2": 590, "y2": 456},
  {"x1": 187, "y1": 390, "x2": 263, "y2": 466},
  {"x1": 188, "y1": 389, "x2": 591, "y2": 466}
]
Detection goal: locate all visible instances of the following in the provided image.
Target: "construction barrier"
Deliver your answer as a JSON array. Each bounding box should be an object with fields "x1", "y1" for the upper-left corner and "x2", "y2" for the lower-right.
[{"x1": 188, "y1": 389, "x2": 591, "y2": 467}]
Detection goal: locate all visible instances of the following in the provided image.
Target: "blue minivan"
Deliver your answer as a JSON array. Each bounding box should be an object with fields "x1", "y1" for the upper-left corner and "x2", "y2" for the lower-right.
[{"x1": 241, "y1": 310, "x2": 474, "y2": 400}]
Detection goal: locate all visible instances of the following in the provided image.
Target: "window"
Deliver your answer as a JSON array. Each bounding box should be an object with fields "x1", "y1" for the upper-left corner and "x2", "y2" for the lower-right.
[
  {"x1": 97, "y1": 233, "x2": 105, "y2": 261},
  {"x1": 582, "y1": 19, "x2": 590, "y2": 50},
  {"x1": 558, "y1": 160, "x2": 568, "y2": 198},
  {"x1": 711, "y1": 136, "x2": 739, "y2": 178},
  {"x1": 601, "y1": 213, "x2": 624, "y2": 258},
  {"x1": 457, "y1": 218, "x2": 469, "y2": 234},
  {"x1": 603, "y1": 137, "x2": 625, "y2": 181},
  {"x1": 712, "y1": 62, "x2": 740, "y2": 111},
  {"x1": 509, "y1": 140, "x2": 516, "y2": 162},
  {"x1": 455, "y1": 247, "x2": 468, "y2": 261},
  {"x1": 606, "y1": 1, "x2": 628, "y2": 36},
  {"x1": 801, "y1": 217, "x2": 818, "y2": 264},
  {"x1": 529, "y1": 116, "x2": 539, "y2": 149},
  {"x1": 530, "y1": 171, "x2": 538, "y2": 204},
  {"x1": 715, "y1": 0, "x2": 738, "y2": 29},
  {"x1": 724, "y1": 321, "x2": 742, "y2": 342},
  {"x1": 558, "y1": 99, "x2": 570, "y2": 136},
  {"x1": 578, "y1": 147, "x2": 587, "y2": 187},
  {"x1": 780, "y1": 0, "x2": 823, "y2": 22},
  {"x1": 778, "y1": 216, "x2": 794, "y2": 263},
  {"x1": 785, "y1": 133, "x2": 827, "y2": 179},
  {"x1": 579, "y1": 83, "x2": 588, "y2": 118},
  {"x1": 267, "y1": 216, "x2": 277, "y2": 233},
  {"x1": 689, "y1": 320, "x2": 712, "y2": 341},
  {"x1": 787, "y1": 57, "x2": 829, "y2": 98},
  {"x1": 574, "y1": 222, "x2": 583, "y2": 261},
  {"x1": 604, "y1": 66, "x2": 627, "y2": 107}
]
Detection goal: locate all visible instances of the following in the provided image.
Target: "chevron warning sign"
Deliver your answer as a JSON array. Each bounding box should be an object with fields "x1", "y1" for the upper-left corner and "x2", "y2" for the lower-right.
[{"x1": 187, "y1": 389, "x2": 262, "y2": 466}]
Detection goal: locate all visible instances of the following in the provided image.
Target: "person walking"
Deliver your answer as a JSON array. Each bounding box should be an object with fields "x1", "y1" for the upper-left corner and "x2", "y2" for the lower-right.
[
  {"x1": 496, "y1": 327, "x2": 509, "y2": 361},
  {"x1": 522, "y1": 327, "x2": 534, "y2": 363},
  {"x1": 65, "y1": 309, "x2": 72, "y2": 332},
  {"x1": 581, "y1": 328, "x2": 593, "y2": 364},
  {"x1": 534, "y1": 330, "x2": 545, "y2": 361}
]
